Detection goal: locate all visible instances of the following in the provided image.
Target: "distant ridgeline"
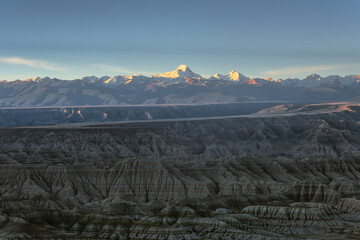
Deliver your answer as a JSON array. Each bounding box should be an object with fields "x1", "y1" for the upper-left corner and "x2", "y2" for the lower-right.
[
  {"x1": 1, "y1": 65, "x2": 360, "y2": 107},
  {"x1": 0, "y1": 102, "x2": 281, "y2": 127}
]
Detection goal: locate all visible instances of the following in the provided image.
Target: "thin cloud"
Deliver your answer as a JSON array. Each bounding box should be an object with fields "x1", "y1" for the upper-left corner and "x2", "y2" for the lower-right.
[
  {"x1": 94, "y1": 64, "x2": 155, "y2": 76},
  {"x1": 0, "y1": 56, "x2": 65, "y2": 71},
  {"x1": 264, "y1": 64, "x2": 360, "y2": 78}
]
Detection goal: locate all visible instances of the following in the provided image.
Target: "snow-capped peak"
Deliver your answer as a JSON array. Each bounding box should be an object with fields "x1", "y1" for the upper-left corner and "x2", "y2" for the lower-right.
[
  {"x1": 208, "y1": 70, "x2": 249, "y2": 82},
  {"x1": 228, "y1": 70, "x2": 248, "y2": 81},
  {"x1": 104, "y1": 76, "x2": 125, "y2": 85},
  {"x1": 25, "y1": 76, "x2": 55, "y2": 83},
  {"x1": 26, "y1": 76, "x2": 42, "y2": 82},
  {"x1": 305, "y1": 74, "x2": 322, "y2": 81},
  {"x1": 212, "y1": 73, "x2": 222, "y2": 79},
  {"x1": 153, "y1": 65, "x2": 202, "y2": 79},
  {"x1": 176, "y1": 64, "x2": 190, "y2": 72}
]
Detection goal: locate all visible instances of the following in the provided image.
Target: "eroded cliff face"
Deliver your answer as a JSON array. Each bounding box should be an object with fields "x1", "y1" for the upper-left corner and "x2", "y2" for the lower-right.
[
  {"x1": 1, "y1": 111, "x2": 360, "y2": 239},
  {"x1": 1, "y1": 157, "x2": 360, "y2": 239},
  {"x1": 2, "y1": 107, "x2": 360, "y2": 158}
]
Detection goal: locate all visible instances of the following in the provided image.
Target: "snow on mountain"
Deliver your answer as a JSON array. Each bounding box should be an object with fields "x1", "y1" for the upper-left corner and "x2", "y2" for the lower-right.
[
  {"x1": 1, "y1": 65, "x2": 360, "y2": 107},
  {"x1": 294, "y1": 74, "x2": 323, "y2": 88},
  {"x1": 285, "y1": 74, "x2": 358, "y2": 88},
  {"x1": 18, "y1": 67, "x2": 360, "y2": 90},
  {"x1": 25, "y1": 76, "x2": 54, "y2": 83},
  {"x1": 26, "y1": 76, "x2": 42, "y2": 82},
  {"x1": 208, "y1": 70, "x2": 249, "y2": 82},
  {"x1": 103, "y1": 76, "x2": 127, "y2": 86},
  {"x1": 351, "y1": 75, "x2": 360, "y2": 85},
  {"x1": 228, "y1": 70, "x2": 249, "y2": 81},
  {"x1": 4, "y1": 64, "x2": 360, "y2": 95},
  {"x1": 153, "y1": 65, "x2": 202, "y2": 79},
  {"x1": 123, "y1": 74, "x2": 149, "y2": 83},
  {"x1": 327, "y1": 75, "x2": 358, "y2": 86},
  {"x1": 277, "y1": 78, "x2": 301, "y2": 87},
  {"x1": 275, "y1": 74, "x2": 357, "y2": 88},
  {"x1": 101, "y1": 74, "x2": 151, "y2": 87}
]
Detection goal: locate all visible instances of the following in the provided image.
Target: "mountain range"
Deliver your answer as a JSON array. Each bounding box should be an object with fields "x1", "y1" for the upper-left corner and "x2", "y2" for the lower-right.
[{"x1": 1, "y1": 65, "x2": 360, "y2": 107}]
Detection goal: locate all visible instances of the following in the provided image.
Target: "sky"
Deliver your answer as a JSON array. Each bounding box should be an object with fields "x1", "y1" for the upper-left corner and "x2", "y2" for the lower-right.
[{"x1": 0, "y1": 0, "x2": 359, "y2": 80}]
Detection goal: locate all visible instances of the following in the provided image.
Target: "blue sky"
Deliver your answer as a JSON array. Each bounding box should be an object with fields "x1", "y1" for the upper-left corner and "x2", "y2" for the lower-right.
[{"x1": 0, "y1": 0, "x2": 359, "y2": 80}]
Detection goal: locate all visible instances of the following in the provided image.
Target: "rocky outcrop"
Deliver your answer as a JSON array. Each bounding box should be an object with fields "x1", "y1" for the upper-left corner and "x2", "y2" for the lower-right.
[
  {"x1": 0, "y1": 156, "x2": 358, "y2": 238},
  {"x1": 1, "y1": 110, "x2": 360, "y2": 238}
]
